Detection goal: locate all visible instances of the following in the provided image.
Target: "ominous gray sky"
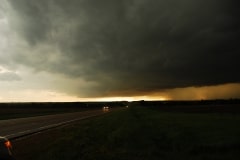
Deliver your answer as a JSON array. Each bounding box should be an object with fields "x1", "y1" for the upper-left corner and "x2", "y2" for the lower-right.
[{"x1": 0, "y1": 0, "x2": 240, "y2": 101}]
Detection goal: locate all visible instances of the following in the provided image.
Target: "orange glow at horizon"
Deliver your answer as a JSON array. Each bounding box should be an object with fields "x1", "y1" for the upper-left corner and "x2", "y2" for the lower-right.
[
  {"x1": 88, "y1": 83, "x2": 240, "y2": 102},
  {"x1": 159, "y1": 83, "x2": 240, "y2": 100},
  {"x1": 0, "y1": 83, "x2": 239, "y2": 102},
  {"x1": 86, "y1": 96, "x2": 168, "y2": 102}
]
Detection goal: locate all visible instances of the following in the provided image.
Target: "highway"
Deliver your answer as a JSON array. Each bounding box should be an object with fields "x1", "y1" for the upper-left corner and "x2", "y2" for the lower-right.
[{"x1": 0, "y1": 109, "x2": 113, "y2": 140}]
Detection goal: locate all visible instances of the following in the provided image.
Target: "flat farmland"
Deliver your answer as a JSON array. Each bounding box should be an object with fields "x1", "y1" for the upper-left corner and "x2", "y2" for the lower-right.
[{"x1": 12, "y1": 102, "x2": 240, "y2": 160}]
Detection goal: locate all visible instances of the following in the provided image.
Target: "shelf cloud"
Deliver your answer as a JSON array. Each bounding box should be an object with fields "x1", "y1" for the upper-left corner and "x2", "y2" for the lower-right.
[{"x1": 1, "y1": 0, "x2": 240, "y2": 99}]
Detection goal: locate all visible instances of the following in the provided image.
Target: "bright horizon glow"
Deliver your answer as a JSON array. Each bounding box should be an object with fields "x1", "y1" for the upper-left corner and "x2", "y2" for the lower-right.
[
  {"x1": 0, "y1": 90, "x2": 169, "y2": 102},
  {"x1": 86, "y1": 96, "x2": 168, "y2": 102},
  {"x1": 1, "y1": 83, "x2": 240, "y2": 102}
]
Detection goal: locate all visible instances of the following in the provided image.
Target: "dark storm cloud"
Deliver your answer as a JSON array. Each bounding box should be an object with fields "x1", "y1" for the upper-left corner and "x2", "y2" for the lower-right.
[{"x1": 7, "y1": 0, "x2": 240, "y2": 96}]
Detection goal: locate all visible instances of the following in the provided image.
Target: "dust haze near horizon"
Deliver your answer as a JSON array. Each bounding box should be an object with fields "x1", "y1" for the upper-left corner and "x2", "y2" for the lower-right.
[{"x1": 0, "y1": 0, "x2": 240, "y2": 102}]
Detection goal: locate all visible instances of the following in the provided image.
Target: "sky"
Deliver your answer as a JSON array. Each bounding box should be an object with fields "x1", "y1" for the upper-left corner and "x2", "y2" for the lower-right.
[{"x1": 0, "y1": 0, "x2": 240, "y2": 102}]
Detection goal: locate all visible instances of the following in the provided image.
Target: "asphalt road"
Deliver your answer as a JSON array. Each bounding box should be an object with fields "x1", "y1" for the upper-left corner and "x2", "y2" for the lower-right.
[{"x1": 0, "y1": 109, "x2": 114, "y2": 140}]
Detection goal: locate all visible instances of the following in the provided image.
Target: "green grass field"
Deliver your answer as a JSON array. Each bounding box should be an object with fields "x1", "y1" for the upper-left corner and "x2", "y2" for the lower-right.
[{"x1": 13, "y1": 106, "x2": 240, "y2": 160}]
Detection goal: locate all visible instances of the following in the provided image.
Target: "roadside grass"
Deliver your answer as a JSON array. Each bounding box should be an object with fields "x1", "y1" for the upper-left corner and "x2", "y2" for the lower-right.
[
  {"x1": 13, "y1": 106, "x2": 240, "y2": 160},
  {"x1": 0, "y1": 108, "x2": 85, "y2": 120},
  {"x1": 0, "y1": 102, "x2": 123, "y2": 120},
  {"x1": 0, "y1": 106, "x2": 94, "y2": 120}
]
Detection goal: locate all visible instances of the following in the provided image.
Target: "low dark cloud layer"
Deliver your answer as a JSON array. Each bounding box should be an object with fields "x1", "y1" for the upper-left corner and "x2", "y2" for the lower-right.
[{"x1": 6, "y1": 0, "x2": 240, "y2": 97}]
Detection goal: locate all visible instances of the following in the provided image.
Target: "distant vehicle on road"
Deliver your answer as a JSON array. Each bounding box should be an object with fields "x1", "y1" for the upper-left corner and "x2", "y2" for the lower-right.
[
  {"x1": 103, "y1": 106, "x2": 109, "y2": 112},
  {"x1": 0, "y1": 137, "x2": 15, "y2": 160}
]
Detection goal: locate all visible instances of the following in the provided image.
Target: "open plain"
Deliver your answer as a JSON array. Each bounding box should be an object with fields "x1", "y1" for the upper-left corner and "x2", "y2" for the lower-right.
[{"x1": 9, "y1": 101, "x2": 240, "y2": 160}]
